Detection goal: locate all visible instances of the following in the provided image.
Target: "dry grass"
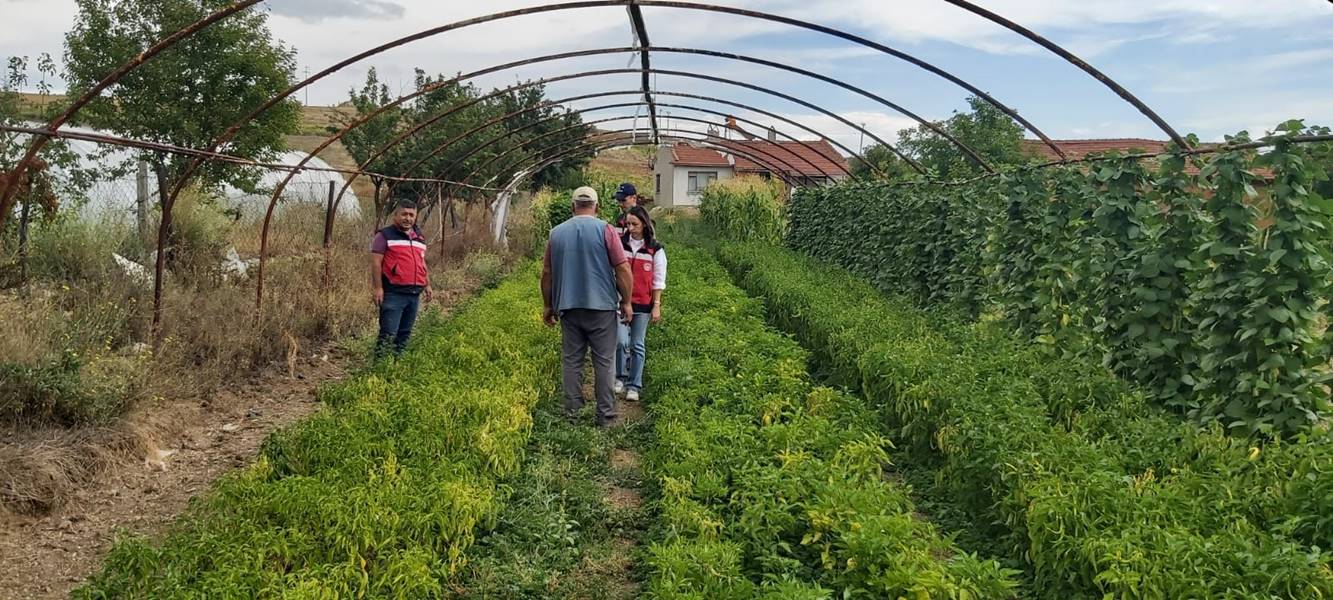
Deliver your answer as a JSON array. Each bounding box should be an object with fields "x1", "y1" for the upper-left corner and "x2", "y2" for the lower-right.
[
  {"x1": 0, "y1": 185, "x2": 522, "y2": 515},
  {"x1": 0, "y1": 423, "x2": 150, "y2": 517}
]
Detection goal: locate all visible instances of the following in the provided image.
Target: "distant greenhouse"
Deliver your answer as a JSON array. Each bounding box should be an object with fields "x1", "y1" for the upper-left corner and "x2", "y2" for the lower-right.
[{"x1": 28, "y1": 124, "x2": 361, "y2": 223}]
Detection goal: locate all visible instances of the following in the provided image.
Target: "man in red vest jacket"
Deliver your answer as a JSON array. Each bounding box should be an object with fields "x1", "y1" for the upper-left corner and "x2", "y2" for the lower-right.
[{"x1": 370, "y1": 200, "x2": 433, "y2": 358}]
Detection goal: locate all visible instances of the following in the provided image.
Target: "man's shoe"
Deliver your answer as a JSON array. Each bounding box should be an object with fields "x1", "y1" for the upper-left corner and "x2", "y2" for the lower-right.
[
  {"x1": 613, "y1": 380, "x2": 626, "y2": 396},
  {"x1": 626, "y1": 388, "x2": 640, "y2": 402}
]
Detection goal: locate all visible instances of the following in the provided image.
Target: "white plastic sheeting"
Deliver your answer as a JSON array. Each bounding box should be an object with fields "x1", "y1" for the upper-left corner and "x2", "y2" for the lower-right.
[{"x1": 21, "y1": 124, "x2": 361, "y2": 223}]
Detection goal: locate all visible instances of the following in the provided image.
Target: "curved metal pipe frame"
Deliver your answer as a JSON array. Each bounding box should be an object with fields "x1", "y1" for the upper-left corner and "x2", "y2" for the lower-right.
[
  {"x1": 489, "y1": 134, "x2": 804, "y2": 200},
  {"x1": 400, "y1": 97, "x2": 862, "y2": 208},
  {"x1": 326, "y1": 38, "x2": 968, "y2": 203},
  {"x1": 171, "y1": 0, "x2": 1094, "y2": 216},
  {"x1": 0, "y1": 0, "x2": 263, "y2": 225},
  {"x1": 939, "y1": 0, "x2": 1184, "y2": 146},
  {"x1": 464, "y1": 127, "x2": 812, "y2": 194},
  {"x1": 473, "y1": 115, "x2": 830, "y2": 189},
  {"x1": 437, "y1": 109, "x2": 845, "y2": 200},
  {"x1": 648, "y1": 46, "x2": 992, "y2": 172},
  {"x1": 281, "y1": 45, "x2": 934, "y2": 219},
  {"x1": 476, "y1": 130, "x2": 807, "y2": 195},
  {"x1": 5, "y1": 0, "x2": 1195, "y2": 232},
  {"x1": 9, "y1": 0, "x2": 1194, "y2": 340},
  {"x1": 627, "y1": 1, "x2": 659, "y2": 143}
]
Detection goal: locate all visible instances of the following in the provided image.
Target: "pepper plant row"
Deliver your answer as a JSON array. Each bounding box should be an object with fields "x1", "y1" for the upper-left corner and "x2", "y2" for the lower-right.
[
  {"x1": 642, "y1": 247, "x2": 1017, "y2": 598},
  {"x1": 787, "y1": 123, "x2": 1332, "y2": 437},
  {"x1": 717, "y1": 241, "x2": 1333, "y2": 598},
  {"x1": 78, "y1": 265, "x2": 559, "y2": 598}
]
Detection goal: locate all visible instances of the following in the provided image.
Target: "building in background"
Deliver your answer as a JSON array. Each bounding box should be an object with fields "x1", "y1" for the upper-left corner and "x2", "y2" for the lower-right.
[{"x1": 652, "y1": 138, "x2": 849, "y2": 208}]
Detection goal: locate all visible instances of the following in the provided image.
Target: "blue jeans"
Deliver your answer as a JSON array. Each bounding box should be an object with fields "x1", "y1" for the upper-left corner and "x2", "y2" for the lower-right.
[
  {"x1": 376, "y1": 290, "x2": 421, "y2": 358},
  {"x1": 616, "y1": 313, "x2": 651, "y2": 391}
]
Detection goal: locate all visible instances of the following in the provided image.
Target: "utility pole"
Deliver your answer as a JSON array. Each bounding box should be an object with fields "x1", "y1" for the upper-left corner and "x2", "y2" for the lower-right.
[
  {"x1": 859, "y1": 123, "x2": 866, "y2": 154},
  {"x1": 303, "y1": 66, "x2": 310, "y2": 105}
]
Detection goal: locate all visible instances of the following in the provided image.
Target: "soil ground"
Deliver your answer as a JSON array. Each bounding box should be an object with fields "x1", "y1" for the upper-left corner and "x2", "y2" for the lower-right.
[{"x1": 0, "y1": 346, "x2": 349, "y2": 599}]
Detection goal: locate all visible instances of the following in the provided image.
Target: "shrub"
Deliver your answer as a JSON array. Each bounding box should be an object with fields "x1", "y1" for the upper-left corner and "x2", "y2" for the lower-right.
[
  {"x1": 0, "y1": 350, "x2": 145, "y2": 426},
  {"x1": 463, "y1": 251, "x2": 506, "y2": 289},
  {"x1": 787, "y1": 124, "x2": 1333, "y2": 437}
]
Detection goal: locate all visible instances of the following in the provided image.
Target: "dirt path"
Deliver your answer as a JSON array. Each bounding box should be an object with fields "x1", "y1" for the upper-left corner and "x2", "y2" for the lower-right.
[
  {"x1": 601, "y1": 393, "x2": 647, "y2": 597},
  {"x1": 0, "y1": 347, "x2": 351, "y2": 599}
]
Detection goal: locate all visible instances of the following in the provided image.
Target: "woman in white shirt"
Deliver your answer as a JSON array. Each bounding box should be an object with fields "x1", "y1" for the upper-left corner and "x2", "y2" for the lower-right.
[{"x1": 614, "y1": 206, "x2": 667, "y2": 402}]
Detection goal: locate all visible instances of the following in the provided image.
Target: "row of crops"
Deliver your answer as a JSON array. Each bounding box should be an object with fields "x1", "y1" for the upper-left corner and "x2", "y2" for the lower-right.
[
  {"x1": 716, "y1": 240, "x2": 1333, "y2": 598},
  {"x1": 72, "y1": 172, "x2": 1330, "y2": 597},
  {"x1": 642, "y1": 248, "x2": 1017, "y2": 598},
  {"x1": 74, "y1": 245, "x2": 1027, "y2": 598},
  {"x1": 78, "y1": 266, "x2": 559, "y2": 597},
  {"x1": 785, "y1": 125, "x2": 1332, "y2": 437}
]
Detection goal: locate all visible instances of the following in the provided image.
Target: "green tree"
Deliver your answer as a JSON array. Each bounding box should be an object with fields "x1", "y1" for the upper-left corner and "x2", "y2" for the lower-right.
[
  {"x1": 849, "y1": 143, "x2": 917, "y2": 180},
  {"x1": 896, "y1": 96, "x2": 1030, "y2": 179},
  {"x1": 490, "y1": 83, "x2": 592, "y2": 191},
  {"x1": 334, "y1": 67, "x2": 408, "y2": 218},
  {"x1": 63, "y1": 0, "x2": 300, "y2": 193},
  {"x1": 2, "y1": 54, "x2": 90, "y2": 286}
]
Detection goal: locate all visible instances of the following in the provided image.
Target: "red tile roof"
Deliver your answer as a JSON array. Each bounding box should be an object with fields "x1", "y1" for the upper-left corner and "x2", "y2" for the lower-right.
[
  {"x1": 1019, "y1": 138, "x2": 1247, "y2": 177},
  {"x1": 670, "y1": 145, "x2": 732, "y2": 167},
  {"x1": 670, "y1": 140, "x2": 849, "y2": 178},
  {"x1": 731, "y1": 139, "x2": 848, "y2": 178},
  {"x1": 1020, "y1": 138, "x2": 1183, "y2": 162}
]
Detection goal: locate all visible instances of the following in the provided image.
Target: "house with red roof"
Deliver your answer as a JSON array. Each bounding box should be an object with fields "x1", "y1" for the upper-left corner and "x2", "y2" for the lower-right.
[{"x1": 651, "y1": 134, "x2": 850, "y2": 207}]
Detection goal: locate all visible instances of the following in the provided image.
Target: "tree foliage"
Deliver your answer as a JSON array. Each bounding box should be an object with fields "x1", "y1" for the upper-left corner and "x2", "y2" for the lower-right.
[
  {"x1": 63, "y1": 0, "x2": 300, "y2": 190},
  {"x1": 856, "y1": 96, "x2": 1032, "y2": 181},
  {"x1": 334, "y1": 68, "x2": 593, "y2": 211}
]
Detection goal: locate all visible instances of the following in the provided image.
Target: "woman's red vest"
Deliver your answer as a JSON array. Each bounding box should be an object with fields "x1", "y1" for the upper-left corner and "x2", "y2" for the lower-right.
[{"x1": 622, "y1": 235, "x2": 661, "y2": 309}]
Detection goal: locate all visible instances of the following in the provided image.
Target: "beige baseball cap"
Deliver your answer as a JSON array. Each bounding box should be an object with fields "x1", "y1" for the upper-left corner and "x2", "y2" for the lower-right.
[{"x1": 571, "y1": 186, "x2": 598, "y2": 203}]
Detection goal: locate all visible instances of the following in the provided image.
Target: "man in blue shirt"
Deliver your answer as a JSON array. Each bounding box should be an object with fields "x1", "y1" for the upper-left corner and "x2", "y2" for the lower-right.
[{"x1": 541, "y1": 186, "x2": 634, "y2": 427}]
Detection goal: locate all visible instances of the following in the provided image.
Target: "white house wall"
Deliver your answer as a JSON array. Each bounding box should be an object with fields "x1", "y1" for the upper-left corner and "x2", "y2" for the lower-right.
[
  {"x1": 654, "y1": 146, "x2": 675, "y2": 208},
  {"x1": 670, "y1": 165, "x2": 733, "y2": 207}
]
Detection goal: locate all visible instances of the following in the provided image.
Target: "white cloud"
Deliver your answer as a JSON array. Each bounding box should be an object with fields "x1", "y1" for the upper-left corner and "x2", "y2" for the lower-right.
[
  {"x1": 267, "y1": 0, "x2": 405, "y2": 23},
  {"x1": 747, "y1": 0, "x2": 1329, "y2": 55},
  {"x1": 1149, "y1": 48, "x2": 1333, "y2": 95}
]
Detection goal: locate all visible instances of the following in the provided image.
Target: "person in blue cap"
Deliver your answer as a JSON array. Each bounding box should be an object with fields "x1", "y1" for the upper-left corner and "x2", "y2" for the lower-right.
[{"x1": 612, "y1": 182, "x2": 638, "y2": 235}]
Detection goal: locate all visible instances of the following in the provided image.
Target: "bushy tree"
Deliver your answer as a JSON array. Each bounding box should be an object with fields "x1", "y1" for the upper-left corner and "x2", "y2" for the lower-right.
[
  {"x1": 64, "y1": 0, "x2": 300, "y2": 192},
  {"x1": 895, "y1": 96, "x2": 1030, "y2": 180}
]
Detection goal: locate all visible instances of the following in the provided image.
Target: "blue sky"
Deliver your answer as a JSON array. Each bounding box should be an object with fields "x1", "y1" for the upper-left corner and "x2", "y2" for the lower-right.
[{"x1": 3, "y1": 0, "x2": 1331, "y2": 152}]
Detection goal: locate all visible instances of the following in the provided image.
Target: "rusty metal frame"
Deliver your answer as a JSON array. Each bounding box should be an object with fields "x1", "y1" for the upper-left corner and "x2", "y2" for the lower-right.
[
  {"x1": 399, "y1": 96, "x2": 862, "y2": 203},
  {"x1": 464, "y1": 127, "x2": 814, "y2": 192},
  {"x1": 481, "y1": 130, "x2": 807, "y2": 191},
  {"x1": 168, "y1": 0, "x2": 1083, "y2": 213},
  {"x1": 648, "y1": 47, "x2": 993, "y2": 172},
  {"x1": 271, "y1": 46, "x2": 936, "y2": 218},
  {"x1": 5, "y1": 0, "x2": 1203, "y2": 233},
  {"x1": 324, "y1": 43, "x2": 968, "y2": 204},
  {"x1": 487, "y1": 133, "x2": 804, "y2": 194},
  {"x1": 0, "y1": 0, "x2": 263, "y2": 227},
  {"x1": 471, "y1": 116, "x2": 827, "y2": 189},
  {"x1": 626, "y1": 1, "x2": 660, "y2": 144},
  {"x1": 426, "y1": 103, "x2": 853, "y2": 197}
]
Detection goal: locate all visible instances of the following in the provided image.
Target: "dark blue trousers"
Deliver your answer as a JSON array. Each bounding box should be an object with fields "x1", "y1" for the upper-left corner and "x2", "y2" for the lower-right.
[{"x1": 376, "y1": 290, "x2": 421, "y2": 358}]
